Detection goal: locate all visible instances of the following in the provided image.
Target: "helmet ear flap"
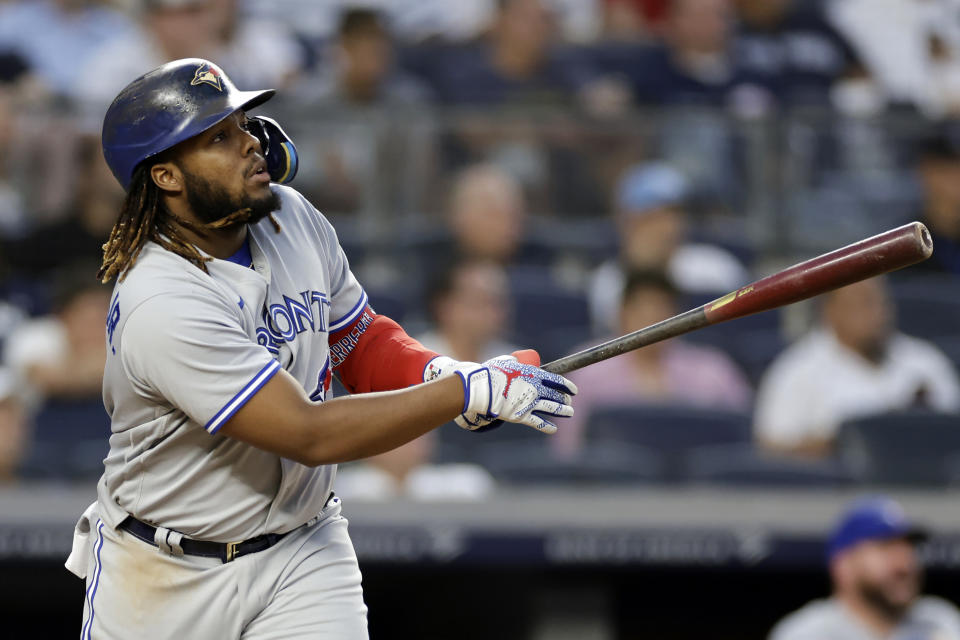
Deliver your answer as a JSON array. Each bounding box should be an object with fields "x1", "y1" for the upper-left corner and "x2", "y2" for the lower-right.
[{"x1": 248, "y1": 115, "x2": 299, "y2": 184}]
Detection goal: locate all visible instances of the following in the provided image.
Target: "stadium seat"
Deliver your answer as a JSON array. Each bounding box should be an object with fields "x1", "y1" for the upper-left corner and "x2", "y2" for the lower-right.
[
  {"x1": 529, "y1": 326, "x2": 594, "y2": 363},
  {"x1": 508, "y1": 275, "x2": 590, "y2": 349},
  {"x1": 681, "y1": 302, "x2": 784, "y2": 383},
  {"x1": 890, "y1": 276, "x2": 960, "y2": 340},
  {"x1": 367, "y1": 287, "x2": 411, "y2": 323},
  {"x1": 586, "y1": 404, "x2": 753, "y2": 480},
  {"x1": 524, "y1": 216, "x2": 619, "y2": 265},
  {"x1": 837, "y1": 411, "x2": 960, "y2": 486},
  {"x1": 434, "y1": 419, "x2": 549, "y2": 466},
  {"x1": 726, "y1": 327, "x2": 787, "y2": 386},
  {"x1": 932, "y1": 334, "x2": 960, "y2": 373},
  {"x1": 20, "y1": 397, "x2": 110, "y2": 480},
  {"x1": 474, "y1": 441, "x2": 664, "y2": 486},
  {"x1": 684, "y1": 444, "x2": 855, "y2": 487}
]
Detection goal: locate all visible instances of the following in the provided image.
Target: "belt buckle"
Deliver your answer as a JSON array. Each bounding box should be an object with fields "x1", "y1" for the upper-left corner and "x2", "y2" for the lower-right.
[{"x1": 225, "y1": 540, "x2": 242, "y2": 562}]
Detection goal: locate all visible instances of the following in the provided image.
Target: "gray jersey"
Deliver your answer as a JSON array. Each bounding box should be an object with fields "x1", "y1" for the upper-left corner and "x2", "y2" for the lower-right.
[
  {"x1": 770, "y1": 597, "x2": 960, "y2": 640},
  {"x1": 95, "y1": 186, "x2": 367, "y2": 542}
]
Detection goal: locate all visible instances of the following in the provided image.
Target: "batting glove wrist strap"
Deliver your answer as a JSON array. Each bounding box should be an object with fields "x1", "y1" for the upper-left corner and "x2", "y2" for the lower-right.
[{"x1": 423, "y1": 356, "x2": 459, "y2": 383}]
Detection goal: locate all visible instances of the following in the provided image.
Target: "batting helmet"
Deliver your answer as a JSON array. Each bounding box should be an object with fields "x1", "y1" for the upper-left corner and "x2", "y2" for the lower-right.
[{"x1": 102, "y1": 58, "x2": 297, "y2": 190}]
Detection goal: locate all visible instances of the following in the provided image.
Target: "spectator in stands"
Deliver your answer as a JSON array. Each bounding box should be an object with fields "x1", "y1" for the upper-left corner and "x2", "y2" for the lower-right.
[
  {"x1": 770, "y1": 496, "x2": 960, "y2": 640},
  {"x1": 733, "y1": 0, "x2": 875, "y2": 113},
  {"x1": 0, "y1": 82, "x2": 26, "y2": 237},
  {"x1": 0, "y1": 368, "x2": 28, "y2": 484},
  {"x1": 0, "y1": 296, "x2": 25, "y2": 360},
  {"x1": 588, "y1": 162, "x2": 749, "y2": 334},
  {"x1": 448, "y1": 164, "x2": 527, "y2": 267},
  {"x1": 418, "y1": 259, "x2": 518, "y2": 363},
  {"x1": 755, "y1": 278, "x2": 960, "y2": 458},
  {"x1": 0, "y1": 0, "x2": 133, "y2": 99},
  {"x1": 206, "y1": 0, "x2": 302, "y2": 88},
  {"x1": 334, "y1": 430, "x2": 496, "y2": 501},
  {"x1": 2, "y1": 137, "x2": 121, "y2": 277},
  {"x1": 627, "y1": 0, "x2": 756, "y2": 108},
  {"x1": 3, "y1": 269, "x2": 110, "y2": 405},
  {"x1": 913, "y1": 127, "x2": 960, "y2": 275},
  {"x1": 419, "y1": 163, "x2": 555, "y2": 275},
  {"x1": 76, "y1": 0, "x2": 301, "y2": 113},
  {"x1": 405, "y1": 0, "x2": 602, "y2": 107},
  {"x1": 0, "y1": 54, "x2": 83, "y2": 232},
  {"x1": 290, "y1": 8, "x2": 434, "y2": 215},
  {"x1": 602, "y1": 0, "x2": 669, "y2": 40},
  {"x1": 298, "y1": 8, "x2": 429, "y2": 107},
  {"x1": 828, "y1": 0, "x2": 960, "y2": 117},
  {"x1": 555, "y1": 269, "x2": 752, "y2": 457},
  {"x1": 337, "y1": 260, "x2": 512, "y2": 501}
]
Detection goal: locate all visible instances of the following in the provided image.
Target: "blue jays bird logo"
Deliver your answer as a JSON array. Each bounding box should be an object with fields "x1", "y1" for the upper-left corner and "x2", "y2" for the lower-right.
[{"x1": 191, "y1": 63, "x2": 223, "y2": 91}]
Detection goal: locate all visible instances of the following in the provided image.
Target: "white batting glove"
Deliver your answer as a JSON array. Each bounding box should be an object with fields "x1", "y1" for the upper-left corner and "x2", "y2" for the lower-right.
[{"x1": 423, "y1": 355, "x2": 578, "y2": 434}]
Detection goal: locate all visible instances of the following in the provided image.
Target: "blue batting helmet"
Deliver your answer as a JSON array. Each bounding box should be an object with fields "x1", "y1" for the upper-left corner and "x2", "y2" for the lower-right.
[{"x1": 102, "y1": 58, "x2": 281, "y2": 190}]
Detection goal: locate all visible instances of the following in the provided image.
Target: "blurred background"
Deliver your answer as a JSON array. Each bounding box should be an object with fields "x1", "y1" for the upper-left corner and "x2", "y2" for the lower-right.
[{"x1": 4, "y1": 0, "x2": 960, "y2": 637}]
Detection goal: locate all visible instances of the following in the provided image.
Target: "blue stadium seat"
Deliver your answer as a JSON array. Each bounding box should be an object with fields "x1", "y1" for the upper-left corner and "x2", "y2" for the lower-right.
[
  {"x1": 586, "y1": 404, "x2": 752, "y2": 480},
  {"x1": 433, "y1": 419, "x2": 548, "y2": 465},
  {"x1": 726, "y1": 327, "x2": 787, "y2": 386},
  {"x1": 684, "y1": 444, "x2": 855, "y2": 487},
  {"x1": 20, "y1": 397, "x2": 110, "y2": 480},
  {"x1": 530, "y1": 326, "x2": 594, "y2": 363},
  {"x1": 524, "y1": 216, "x2": 618, "y2": 264},
  {"x1": 474, "y1": 441, "x2": 664, "y2": 486},
  {"x1": 837, "y1": 411, "x2": 960, "y2": 486},
  {"x1": 509, "y1": 273, "x2": 590, "y2": 349},
  {"x1": 367, "y1": 287, "x2": 411, "y2": 323},
  {"x1": 891, "y1": 276, "x2": 960, "y2": 340},
  {"x1": 931, "y1": 335, "x2": 960, "y2": 372},
  {"x1": 682, "y1": 301, "x2": 784, "y2": 383}
]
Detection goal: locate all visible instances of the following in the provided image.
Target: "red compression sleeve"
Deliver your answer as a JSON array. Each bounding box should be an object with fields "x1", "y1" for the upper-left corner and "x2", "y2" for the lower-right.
[{"x1": 329, "y1": 305, "x2": 439, "y2": 394}]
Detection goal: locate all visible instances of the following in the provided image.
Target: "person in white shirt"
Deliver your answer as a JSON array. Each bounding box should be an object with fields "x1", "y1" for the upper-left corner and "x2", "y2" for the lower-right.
[
  {"x1": 827, "y1": 0, "x2": 960, "y2": 117},
  {"x1": 754, "y1": 277, "x2": 960, "y2": 458},
  {"x1": 770, "y1": 496, "x2": 960, "y2": 640},
  {"x1": 3, "y1": 273, "x2": 110, "y2": 405},
  {"x1": 337, "y1": 259, "x2": 516, "y2": 501}
]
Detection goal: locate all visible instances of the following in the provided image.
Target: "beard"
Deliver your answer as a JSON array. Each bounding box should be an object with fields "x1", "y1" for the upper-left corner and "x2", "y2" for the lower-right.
[
  {"x1": 856, "y1": 575, "x2": 919, "y2": 621},
  {"x1": 181, "y1": 168, "x2": 280, "y2": 229}
]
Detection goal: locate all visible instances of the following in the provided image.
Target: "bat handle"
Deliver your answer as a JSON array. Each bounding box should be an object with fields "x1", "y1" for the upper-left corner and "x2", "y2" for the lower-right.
[{"x1": 541, "y1": 307, "x2": 709, "y2": 375}]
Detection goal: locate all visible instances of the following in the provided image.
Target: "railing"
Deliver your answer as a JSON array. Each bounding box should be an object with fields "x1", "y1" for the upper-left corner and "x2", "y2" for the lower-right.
[{"x1": 4, "y1": 102, "x2": 943, "y2": 258}]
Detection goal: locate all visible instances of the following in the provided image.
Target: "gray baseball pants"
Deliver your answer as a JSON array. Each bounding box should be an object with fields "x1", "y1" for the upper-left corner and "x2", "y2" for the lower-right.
[{"x1": 70, "y1": 498, "x2": 368, "y2": 639}]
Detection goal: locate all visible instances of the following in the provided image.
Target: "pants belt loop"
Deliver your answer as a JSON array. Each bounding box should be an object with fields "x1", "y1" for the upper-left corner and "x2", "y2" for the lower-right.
[
  {"x1": 166, "y1": 530, "x2": 185, "y2": 557},
  {"x1": 154, "y1": 526, "x2": 172, "y2": 555}
]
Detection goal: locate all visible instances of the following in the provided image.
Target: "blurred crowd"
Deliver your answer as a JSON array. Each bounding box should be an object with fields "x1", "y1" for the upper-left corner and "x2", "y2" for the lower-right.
[{"x1": 3, "y1": 0, "x2": 960, "y2": 495}]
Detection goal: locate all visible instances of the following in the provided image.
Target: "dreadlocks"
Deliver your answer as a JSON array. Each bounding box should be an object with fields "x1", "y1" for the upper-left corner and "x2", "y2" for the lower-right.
[{"x1": 98, "y1": 164, "x2": 282, "y2": 283}]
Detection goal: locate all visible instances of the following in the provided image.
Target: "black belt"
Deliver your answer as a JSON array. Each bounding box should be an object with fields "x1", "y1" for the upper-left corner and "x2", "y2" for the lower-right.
[{"x1": 119, "y1": 492, "x2": 336, "y2": 563}]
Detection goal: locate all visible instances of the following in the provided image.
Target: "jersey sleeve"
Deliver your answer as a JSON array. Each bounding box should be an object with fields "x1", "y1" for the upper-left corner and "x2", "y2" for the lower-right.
[{"x1": 119, "y1": 292, "x2": 281, "y2": 435}]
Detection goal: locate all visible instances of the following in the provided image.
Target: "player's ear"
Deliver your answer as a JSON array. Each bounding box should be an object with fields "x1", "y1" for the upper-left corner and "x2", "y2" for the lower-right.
[{"x1": 150, "y1": 161, "x2": 182, "y2": 194}]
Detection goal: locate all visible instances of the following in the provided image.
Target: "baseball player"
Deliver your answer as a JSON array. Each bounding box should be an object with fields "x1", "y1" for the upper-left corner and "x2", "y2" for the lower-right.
[{"x1": 64, "y1": 58, "x2": 577, "y2": 639}]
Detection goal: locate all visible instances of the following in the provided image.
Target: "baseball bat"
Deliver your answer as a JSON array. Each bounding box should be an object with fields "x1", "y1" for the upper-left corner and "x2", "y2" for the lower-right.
[{"x1": 542, "y1": 222, "x2": 934, "y2": 376}]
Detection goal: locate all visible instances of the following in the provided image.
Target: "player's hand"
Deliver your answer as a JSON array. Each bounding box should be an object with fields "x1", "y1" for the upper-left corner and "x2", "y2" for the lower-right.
[{"x1": 424, "y1": 352, "x2": 577, "y2": 434}]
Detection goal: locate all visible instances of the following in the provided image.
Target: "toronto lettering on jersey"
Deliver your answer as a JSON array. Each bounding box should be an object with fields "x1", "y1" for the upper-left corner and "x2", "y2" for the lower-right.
[
  {"x1": 256, "y1": 290, "x2": 330, "y2": 354},
  {"x1": 329, "y1": 310, "x2": 375, "y2": 368}
]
